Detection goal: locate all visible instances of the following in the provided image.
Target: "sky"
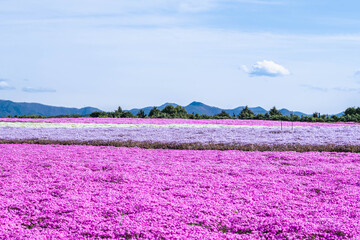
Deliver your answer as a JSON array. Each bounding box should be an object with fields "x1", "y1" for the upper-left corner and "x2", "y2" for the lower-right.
[{"x1": 1, "y1": 0, "x2": 360, "y2": 114}]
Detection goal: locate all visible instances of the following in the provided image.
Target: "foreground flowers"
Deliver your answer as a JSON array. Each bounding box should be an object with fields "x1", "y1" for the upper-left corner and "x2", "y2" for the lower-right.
[{"x1": 1, "y1": 144, "x2": 359, "y2": 239}]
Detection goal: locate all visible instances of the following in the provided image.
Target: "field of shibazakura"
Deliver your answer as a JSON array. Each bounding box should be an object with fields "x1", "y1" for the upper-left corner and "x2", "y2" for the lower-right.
[{"x1": 1, "y1": 118, "x2": 360, "y2": 239}]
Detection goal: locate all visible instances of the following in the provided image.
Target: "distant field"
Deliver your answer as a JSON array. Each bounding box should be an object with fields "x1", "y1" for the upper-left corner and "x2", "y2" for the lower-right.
[{"x1": 1, "y1": 118, "x2": 360, "y2": 151}]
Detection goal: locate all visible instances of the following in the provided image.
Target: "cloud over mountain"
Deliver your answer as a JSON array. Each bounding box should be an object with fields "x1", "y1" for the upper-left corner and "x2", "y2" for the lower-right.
[
  {"x1": 242, "y1": 60, "x2": 290, "y2": 77},
  {"x1": 0, "y1": 80, "x2": 15, "y2": 90}
]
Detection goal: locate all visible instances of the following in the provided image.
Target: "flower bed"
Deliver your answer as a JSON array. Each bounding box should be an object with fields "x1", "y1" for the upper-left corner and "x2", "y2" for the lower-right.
[{"x1": 1, "y1": 144, "x2": 359, "y2": 239}]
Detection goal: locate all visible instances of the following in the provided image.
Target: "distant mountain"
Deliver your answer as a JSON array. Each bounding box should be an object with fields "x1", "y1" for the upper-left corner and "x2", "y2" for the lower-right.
[
  {"x1": 129, "y1": 103, "x2": 178, "y2": 115},
  {"x1": 335, "y1": 112, "x2": 345, "y2": 117},
  {"x1": 185, "y1": 101, "x2": 225, "y2": 116},
  {"x1": 128, "y1": 101, "x2": 307, "y2": 117},
  {"x1": 184, "y1": 102, "x2": 268, "y2": 116},
  {"x1": 279, "y1": 108, "x2": 309, "y2": 117},
  {"x1": 1, "y1": 99, "x2": 343, "y2": 118},
  {"x1": 0, "y1": 100, "x2": 101, "y2": 117}
]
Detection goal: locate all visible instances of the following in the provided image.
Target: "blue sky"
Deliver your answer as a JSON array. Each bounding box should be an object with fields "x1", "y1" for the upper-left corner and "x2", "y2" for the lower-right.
[{"x1": 1, "y1": 0, "x2": 360, "y2": 114}]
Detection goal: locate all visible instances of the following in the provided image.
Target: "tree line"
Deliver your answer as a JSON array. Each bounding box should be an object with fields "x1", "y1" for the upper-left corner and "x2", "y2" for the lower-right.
[
  {"x1": 87, "y1": 105, "x2": 360, "y2": 123},
  {"x1": 5, "y1": 105, "x2": 360, "y2": 123}
]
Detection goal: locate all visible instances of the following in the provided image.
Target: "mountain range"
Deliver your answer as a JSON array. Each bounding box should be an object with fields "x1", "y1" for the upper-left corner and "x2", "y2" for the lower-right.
[
  {"x1": 0, "y1": 99, "x2": 344, "y2": 117},
  {"x1": 128, "y1": 101, "x2": 310, "y2": 117},
  {"x1": 0, "y1": 99, "x2": 100, "y2": 117}
]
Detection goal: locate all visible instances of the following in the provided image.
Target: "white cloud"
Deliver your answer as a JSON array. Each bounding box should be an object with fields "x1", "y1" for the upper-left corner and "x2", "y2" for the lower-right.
[
  {"x1": 22, "y1": 87, "x2": 56, "y2": 93},
  {"x1": 242, "y1": 60, "x2": 290, "y2": 77},
  {"x1": 0, "y1": 80, "x2": 15, "y2": 90}
]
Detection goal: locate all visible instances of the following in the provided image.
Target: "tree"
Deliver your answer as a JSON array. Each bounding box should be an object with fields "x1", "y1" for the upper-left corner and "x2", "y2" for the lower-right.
[
  {"x1": 344, "y1": 107, "x2": 357, "y2": 116},
  {"x1": 312, "y1": 112, "x2": 320, "y2": 118},
  {"x1": 90, "y1": 111, "x2": 105, "y2": 118},
  {"x1": 120, "y1": 111, "x2": 134, "y2": 118},
  {"x1": 136, "y1": 109, "x2": 146, "y2": 118},
  {"x1": 174, "y1": 106, "x2": 188, "y2": 118},
  {"x1": 238, "y1": 106, "x2": 254, "y2": 119},
  {"x1": 161, "y1": 105, "x2": 176, "y2": 117},
  {"x1": 214, "y1": 110, "x2": 231, "y2": 119},
  {"x1": 269, "y1": 107, "x2": 281, "y2": 116},
  {"x1": 159, "y1": 105, "x2": 188, "y2": 118},
  {"x1": 114, "y1": 106, "x2": 123, "y2": 118},
  {"x1": 292, "y1": 115, "x2": 300, "y2": 121},
  {"x1": 117, "y1": 106, "x2": 123, "y2": 113},
  {"x1": 188, "y1": 113, "x2": 195, "y2": 119},
  {"x1": 254, "y1": 113, "x2": 264, "y2": 120},
  {"x1": 149, "y1": 107, "x2": 161, "y2": 118}
]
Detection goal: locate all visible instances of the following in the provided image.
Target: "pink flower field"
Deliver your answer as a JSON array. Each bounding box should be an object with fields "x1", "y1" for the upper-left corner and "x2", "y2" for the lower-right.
[{"x1": 1, "y1": 144, "x2": 359, "y2": 239}]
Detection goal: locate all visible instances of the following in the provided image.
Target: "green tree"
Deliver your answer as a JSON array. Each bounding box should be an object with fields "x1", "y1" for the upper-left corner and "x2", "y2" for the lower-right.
[
  {"x1": 114, "y1": 106, "x2": 123, "y2": 118},
  {"x1": 312, "y1": 112, "x2": 320, "y2": 118},
  {"x1": 214, "y1": 110, "x2": 231, "y2": 119},
  {"x1": 120, "y1": 111, "x2": 134, "y2": 118},
  {"x1": 117, "y1": 106, "x2": 123, "y2": 113},
  {"x1": 136, "y1": 109, "x2": 146, "y2": 118},
  {"x1": 188, "y1": 113, "x2": 195, "y2": 119},
  {"x1": 149, "y1": 107, "x2": 161, "y2": 118},
  {"x1": 90, "y1": 111, "x2": 105, "y2": 118},
  {"x1": 238, "y1": 106, "x2": 254, "y2": 119},
  {"x1": 174, "y1": 105, "x2": 188, "y2": 118},
  {"x1": 269, "y1": 107, "x2": 281, "y2": 116},
  {"x1": 344, "y1": 107, "x2": 357, "y2": 116},
  {"x1": 253, "y1": 113, "x2": 263, "y2": 120},
  {"x1": 292, "y1": 114, "x2": 300, "y2": 121},
  {"x1": 161, "y1": 105, "x2": 176, "y2": 117}
]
